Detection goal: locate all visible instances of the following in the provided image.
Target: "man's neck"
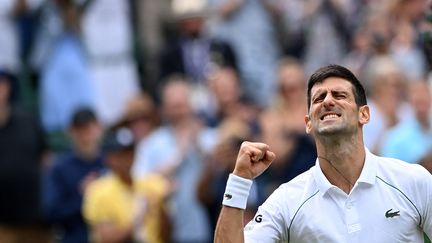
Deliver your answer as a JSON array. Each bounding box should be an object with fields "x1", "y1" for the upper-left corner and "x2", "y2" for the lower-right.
[
  {"x1": 75, "y1": 148, "x2": 99, "y2": 162},
  {"x1": 316, "y1": 134, "x2": 366, "y2": 194}
]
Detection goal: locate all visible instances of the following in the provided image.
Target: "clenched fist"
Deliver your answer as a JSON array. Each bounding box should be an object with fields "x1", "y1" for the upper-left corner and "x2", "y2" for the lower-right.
[{"x1": 233, "y1": 141, "x2": 276, "y2": 180}]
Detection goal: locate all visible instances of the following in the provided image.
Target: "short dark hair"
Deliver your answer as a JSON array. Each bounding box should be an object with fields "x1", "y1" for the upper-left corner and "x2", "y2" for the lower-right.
[
  {"x1": 70, "y1": 107, "x2": 97, "y2": 128},
  {"x1": 307, "y1": 64, "x2": 367, "y2": 110}
]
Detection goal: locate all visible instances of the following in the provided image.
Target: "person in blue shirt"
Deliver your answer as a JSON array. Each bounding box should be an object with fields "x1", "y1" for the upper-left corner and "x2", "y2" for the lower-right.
[
  {"x1": 42, "y1": 107, "x2": 106, "y2": 243},
  {"x1": 380, "y1": 81, "x2": 432, "y2": 164}
]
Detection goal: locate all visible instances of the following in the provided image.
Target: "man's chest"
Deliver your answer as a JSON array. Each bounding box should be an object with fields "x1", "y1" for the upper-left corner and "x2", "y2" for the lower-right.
[{"x1": 289, "y1": 185, "x2": 423, "y2": 243}]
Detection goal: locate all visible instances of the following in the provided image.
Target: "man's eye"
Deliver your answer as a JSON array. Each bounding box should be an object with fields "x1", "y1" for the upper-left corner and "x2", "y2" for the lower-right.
[{"x1": 313, "y1": 97, "x2": 324, "y2": 103}]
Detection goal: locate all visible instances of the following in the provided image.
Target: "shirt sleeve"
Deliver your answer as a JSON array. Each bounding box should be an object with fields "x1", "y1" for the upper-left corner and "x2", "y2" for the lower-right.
[
  {"x1": 244, "y1": 186, "x2": 288, "y2": 243},
  {"x1": 82, "y1": 179, "x2": 110, "y2": 225},
  {"x1": 41, "y1": 163, "x2": 82, "y2": 223},
  {"x1": 420, "y1": 166, "x2": 432, "y2": 239}
]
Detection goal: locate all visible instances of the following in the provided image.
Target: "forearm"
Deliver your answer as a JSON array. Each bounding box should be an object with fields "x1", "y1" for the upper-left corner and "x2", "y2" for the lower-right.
[
  {"x1": 214, "y1": 206, "x2": 245, "y2": 243},
  {"x1": 214, "y1": 141, "x2": 275, "y2": 242},
  {"x1": 214, "y1": 173, "x2": 253, "y2": 243}
]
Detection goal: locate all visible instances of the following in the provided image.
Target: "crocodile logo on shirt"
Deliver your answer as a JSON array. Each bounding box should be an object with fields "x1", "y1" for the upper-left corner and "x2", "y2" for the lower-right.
[{"x1": 385, "y1": 209, "x2": 400, "y2": 218}]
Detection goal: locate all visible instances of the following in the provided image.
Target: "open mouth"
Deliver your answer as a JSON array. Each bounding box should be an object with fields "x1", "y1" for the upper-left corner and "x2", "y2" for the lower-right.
[{"x1": 320, "y1": 113, "x2": 341, "y2": 120}]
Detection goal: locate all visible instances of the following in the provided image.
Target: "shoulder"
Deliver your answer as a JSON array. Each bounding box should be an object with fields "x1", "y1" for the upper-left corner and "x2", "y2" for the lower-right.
[
  {"x1": 146, "y1": 127, "x2": 172, "y2": 143},
  {"x1": 375, "y1": 154, "x2": 429, "y2": 180},
  {"x1": 263, "y1": 168, "x2": 319, "y2": 213},
  {"x1": 138, "y1": 127, "x2": 172, "y2": 151},
  {"x1": 83, "y1": 174, "x2": 119, "y2": 223},
  {"x1": 86, "y1": 173, "x2": 117, "y2": 196},
  {"x1": 373, "y1": 154, "x2": 431, "y2": 196},
  {"x1": 244, "y1": 169, "x2": 318, "y2": 241},
  {"x1": 48, "y1": 152, "x2": 74, "y2": 171},
  {"x1": 135, "y1": 173, "x2": 171, "y2": 199}
]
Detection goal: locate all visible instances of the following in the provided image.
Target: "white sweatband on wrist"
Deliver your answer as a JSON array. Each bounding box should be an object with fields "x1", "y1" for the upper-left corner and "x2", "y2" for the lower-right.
[{"x1": 222, "y1": 173, "x2": 253, "y2": 209}]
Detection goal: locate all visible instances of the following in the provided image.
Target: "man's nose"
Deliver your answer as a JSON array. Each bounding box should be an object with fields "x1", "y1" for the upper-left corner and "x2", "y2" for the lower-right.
[{"x1": 323, "y1": 94, "x2": 335, "y2": 108}]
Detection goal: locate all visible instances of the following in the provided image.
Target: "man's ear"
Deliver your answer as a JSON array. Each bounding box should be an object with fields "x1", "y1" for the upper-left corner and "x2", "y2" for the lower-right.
[
  {"x1": 358, "y1": 105, "x2": 370, "y2": 125},
  {"x1": 305, "y1": 115, "x2": 312, "y2": 134}
]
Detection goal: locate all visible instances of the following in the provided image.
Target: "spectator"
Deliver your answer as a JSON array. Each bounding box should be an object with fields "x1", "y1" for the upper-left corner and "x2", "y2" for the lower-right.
[
  {"x1": 380, "y1": 80, "x2": 432, "y2": 164},
  {"x1": 200, "y1": 67, "x2": 259, "y2": 128},
  {"x1": 343, "y1": 25, "x2": 374, "y2": 77},
  {"x1": 132, "y1": 78, "x2": 216, "y2": 243},
  {"x1": 207, "y1": 0, "x2": 281, "y2": 107},
  {"x1": 83, "y1": 126, "x2": 171, "y2": 243},
  {"x1": 135, "y1": 0, "x2": 176, "y2": 94},
  {"x1": 160, "y1": 0, "x2": 237, "y2": 86},
  {"x1": 390, "y1": 22, "x2": 427, "y2": 81},
  {"x1": 118, "y1": 93, "x2": 161, "y2": 171},
  {"x1": 32, "y1": 0, "x2": 96, "y2": 133},
  {"x1": 42, "y1": 107, "x2": 106, "y2": 243},
  {"x1": 362, "y1": 56, "x2": 411, "y2": 153},
  {"x1": 265, "y1": 57, "x2": 309, "y2": 133},
  {"x1": 300, "y1": 0, "x2": 357, "y2": 75},
  {"x1": 257, "y1": 58, "x2": 316, "y2": 201},
  {"x1": 0, "y1": 69, "x2": 51, "y2": 243},
  {"x1": 197, "y1": 117, "x2": 260, "y2": 232},
  {"x1": 81, "y1": 0, "x2": 140, "y2": 126},
  {"x1": 119, "y1": 93, "x2": 160, "y2": 143},
  {"x1": 0, "y1": 0, "x2": 43, "y2": 72}
]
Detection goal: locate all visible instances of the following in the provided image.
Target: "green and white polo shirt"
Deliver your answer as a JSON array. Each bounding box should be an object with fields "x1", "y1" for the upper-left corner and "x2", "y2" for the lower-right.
[{"x1": 244, "y1": 149, "x2": 432, "y2": 242}]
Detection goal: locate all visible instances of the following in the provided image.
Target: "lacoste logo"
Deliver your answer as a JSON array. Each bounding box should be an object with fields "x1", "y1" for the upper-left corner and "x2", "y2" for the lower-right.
[
  {"x1": 224, "y1": 193, "x2": 232, "y2": 200},
  {"x1": 385, "y1": 209, "x2": 400, "y2": 218}
]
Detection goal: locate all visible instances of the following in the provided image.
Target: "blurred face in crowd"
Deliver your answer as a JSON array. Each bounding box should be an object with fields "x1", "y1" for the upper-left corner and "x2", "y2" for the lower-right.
[
  {"x1": 123, "y1": 94, "x2": 157, "y2": 141},
  {"x1": 278, "y1": 63, "x2": 305, "y2": 101},
  {"x1": 178, "y1": 17, "x2": 204, "y2": 37},
  {"x1": 69, "y1": 120, "x2": 103, "y2": 158},
  {"x1": 162, "y1": 81, "x2": 193, "y2": 123},
  {"x1": 209, "y1": 68, "x2": 240, "y2": 107},
  {"x1": 107, "y1": 149, "x2": 134, "y2": 181},
  {"x1": 409, "y1": 82, "x2": 432, "y2": 123},
  {"x1": 306, "y1": 78, "x2": 369, "y2": 138},
  {"x1": 372, "y1": 73, "x2": 405, "y2": 118},
  {"x1": 126, "y1": 115, "x2": 154, "y2": 142}
]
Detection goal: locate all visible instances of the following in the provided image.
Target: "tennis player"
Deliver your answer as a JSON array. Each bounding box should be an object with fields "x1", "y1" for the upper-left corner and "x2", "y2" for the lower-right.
[{"x1": 214, "y1": 64, "x2": 432, "y2": 242}]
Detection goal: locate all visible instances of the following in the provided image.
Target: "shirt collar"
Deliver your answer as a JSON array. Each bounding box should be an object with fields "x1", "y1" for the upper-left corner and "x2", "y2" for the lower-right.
[
  {"x1": 313, "y1": 147, "x2": 377, "y2": 195},
  {"x1": 356, "y1": 147, "x2": 377, "y2": 185}
]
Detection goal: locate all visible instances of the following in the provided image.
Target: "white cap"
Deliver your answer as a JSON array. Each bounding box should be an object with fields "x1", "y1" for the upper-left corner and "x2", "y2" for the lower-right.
[{"x1": 171, "y1": 0, "x2": 208, "y2": 20}]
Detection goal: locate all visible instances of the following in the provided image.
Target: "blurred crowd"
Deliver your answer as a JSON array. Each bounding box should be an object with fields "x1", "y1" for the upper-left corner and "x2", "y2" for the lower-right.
[{"x1": 0, "y1": 0, "x2": 432, "y2": 242}]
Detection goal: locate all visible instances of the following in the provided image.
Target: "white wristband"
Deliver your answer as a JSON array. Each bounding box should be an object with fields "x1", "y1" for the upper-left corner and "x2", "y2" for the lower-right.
[{"x1": 222, "y1": 173, "x2": 253, "y2": 209}]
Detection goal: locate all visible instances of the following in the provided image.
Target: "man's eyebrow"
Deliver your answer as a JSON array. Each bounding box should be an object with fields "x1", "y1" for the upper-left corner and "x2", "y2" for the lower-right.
[{"x1": 331, "y1": 90, "x2": 349, "y2": 95}]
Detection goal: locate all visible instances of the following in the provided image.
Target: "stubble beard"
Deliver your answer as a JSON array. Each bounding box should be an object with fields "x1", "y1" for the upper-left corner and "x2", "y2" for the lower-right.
[{"x1": 314, "y1": 119, "x2": 359, "y2": 142}]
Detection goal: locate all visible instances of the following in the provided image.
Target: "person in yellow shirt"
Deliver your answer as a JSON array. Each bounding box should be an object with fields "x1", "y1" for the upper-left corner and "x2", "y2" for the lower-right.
[{"x1": 83, "y1": 127, "x2": 171, "y2": 243}]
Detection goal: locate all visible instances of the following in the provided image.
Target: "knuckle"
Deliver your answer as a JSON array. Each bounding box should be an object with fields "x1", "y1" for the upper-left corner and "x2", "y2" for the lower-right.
[{"x1": 240, "y1": 141, "x2": 250, "y2": 149}]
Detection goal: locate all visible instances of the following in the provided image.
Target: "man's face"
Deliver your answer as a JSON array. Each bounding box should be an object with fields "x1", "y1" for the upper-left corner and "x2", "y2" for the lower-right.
[
  {"x1": 107, "y1": 150, "x2": 134, "y2": 175},
  {"x1": 305, "y1": 77, "x2": 369, "y2": 137},
  {"x1": 162, "y1": 82, "x2": 192, "y2": 122},
  {"x1": 70, "y1": 121, "x2": 103, "y2": 154}
]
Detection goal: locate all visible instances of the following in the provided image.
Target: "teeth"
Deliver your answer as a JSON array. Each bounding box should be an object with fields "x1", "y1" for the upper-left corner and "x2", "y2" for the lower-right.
[{"x1": 323, "y1": 114, "x2": 338, "y2": 120}]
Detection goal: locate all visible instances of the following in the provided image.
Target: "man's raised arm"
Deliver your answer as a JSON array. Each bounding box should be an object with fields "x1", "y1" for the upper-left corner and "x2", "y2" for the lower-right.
[{"x1": 214, "y1": 142, "x2": 275, "y2": 243}]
